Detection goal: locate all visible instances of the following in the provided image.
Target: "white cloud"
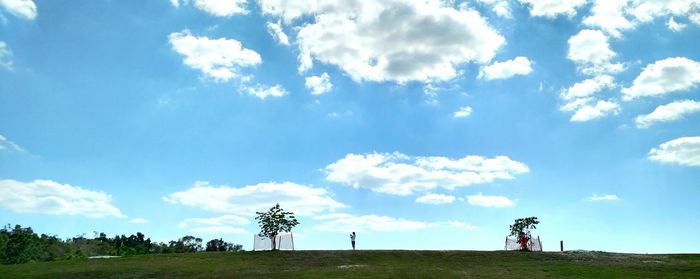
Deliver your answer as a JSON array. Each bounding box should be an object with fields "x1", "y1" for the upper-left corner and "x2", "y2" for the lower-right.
[
  {"x1": 563, "y1": 30, "x2": 624, "y2": 123},
  {"x1": 466, "y1": 193, "x2": 515, "y2": 208},
  {"x1": 622, "y1": 57, "x2": 700, "y2": 100},
  {"x1": 179, "y1": 214, "x2": 249, "y2": 227},
  {"x1": 667, "y1": 17, "x2": 687, "y2": 32},
  {"x1": 164, "y1": 181, "x2": 346, "y2": 216},
  {"x1": 559, "y1": 75, "x2": 618, "y2": 121},
  {"x1": 130, "y1": 217, "x2": 149, "y2": 224},
  {"x1": 560, "y1": 75, "x2": 616, "y2": 102},
  {"x1": 567, "y1": 29, "x2": 624, "y2": 76},
  {"x1": 305, "y1": 72, "x2": 333, "y2": 95},
  {"x1": 325, "y1": 152, "x2": 529, "y2": 196},
  {"x1": 453, "y1": 106, "x2": 473, "y2": 118},
  {"x1": 0, "y1": 179, "x2": 125, "y2": 218},
  {"x1": 570, "y1": 100, "x2": 621, "y2": 122},
  {"x1": 589, "y1": 194, "x2": 620, "y2": 201},
  {"x1": 584, "y1": 0, "x2": 700, "y2": 37},
  {"x1": 476, "y1": 0, "x2": 511, "y2": 18},
  {"x1": 0, "y1": 41, "x2": 12, "y2": 71},
  {"x1": 0, "y1": 0, "x2": 36, "y2": 20},
  {"x1": 478, "y1": 56, "x2": 533, "y2": 80},
  {"x1": 627, "y1": 0, "x2": 700, "y2": 23},
  {"x1": 314, "y1": 214, "x2": 434, "y2": 233},
  {"x1": 649, "y1": 136, "x2": 700, "y2": 167},
  {"x1": 0, "y1": 133, "x2": 24, "y2": 152},
  {"x1": 516, "y1": 0, "x2": 587, "y2": 18},
  {"x1": 415, "y1": 193, "x2": 456, "y2": 205},
  {"x1": 242, "y1": 83, "x2": 288, "y2": 99},
  {"x1": 169, "y1": 30, "x2": 261, "y2": 82},
  {"x1": 635, "y1": 100, "x2": 700, "y2": 128},
  {"x1": 691, "y1": 13, "x2": 700, "y2": 25},
  {"x1": 260, "y1": 0, "x2": 505, "y2": 83},
  {"x1": 266, "y1": 21, "x2": 289, "y2": 45},
  {"x1": 583, "y1": 1, "x2": 635, "y2": 38},
  {"x1": 171, "y1": 0, "x2": 247, "y2": 17}
]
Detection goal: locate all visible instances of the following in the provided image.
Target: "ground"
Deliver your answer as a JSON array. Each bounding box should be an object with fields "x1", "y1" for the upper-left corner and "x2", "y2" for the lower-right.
[{"x1": 0, "y1": 250, "x2": 698, "y2": 278}]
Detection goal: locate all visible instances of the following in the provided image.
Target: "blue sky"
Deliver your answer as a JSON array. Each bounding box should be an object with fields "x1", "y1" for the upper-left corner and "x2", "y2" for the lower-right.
[{"x1": 1, "y1": 0, "x2": 699, "y2": 253}]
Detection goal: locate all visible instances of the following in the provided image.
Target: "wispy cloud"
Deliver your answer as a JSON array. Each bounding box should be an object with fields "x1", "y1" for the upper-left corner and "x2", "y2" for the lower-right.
[{"x1": 589, "y1": 194, "x2": 620, "y2": 201}]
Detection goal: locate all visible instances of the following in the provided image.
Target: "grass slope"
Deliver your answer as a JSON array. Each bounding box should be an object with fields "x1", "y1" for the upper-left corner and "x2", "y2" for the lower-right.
[{"x1": 1, "y1": 250, "x2": 698, "y2": 278}]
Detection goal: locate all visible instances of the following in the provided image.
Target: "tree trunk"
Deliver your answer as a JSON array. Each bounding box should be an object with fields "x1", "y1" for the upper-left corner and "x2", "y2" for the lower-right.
[{"x1": 271, "y1": 234, "x2": 277, "y2": 251}]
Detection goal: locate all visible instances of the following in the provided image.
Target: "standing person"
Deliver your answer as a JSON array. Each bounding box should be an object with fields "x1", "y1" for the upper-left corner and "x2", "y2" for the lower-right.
[{"x1": 350, "y1": 232, "x2": 356, "y2": 250}]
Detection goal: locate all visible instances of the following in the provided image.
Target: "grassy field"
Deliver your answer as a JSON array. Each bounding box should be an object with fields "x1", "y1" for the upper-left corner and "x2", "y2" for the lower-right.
[{"x1": 0, "y1": 250, "x2": 698, "y2": 278}]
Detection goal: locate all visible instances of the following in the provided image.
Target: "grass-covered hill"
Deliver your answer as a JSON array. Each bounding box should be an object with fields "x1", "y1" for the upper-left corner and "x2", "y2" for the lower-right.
[{"x1": 0, "y1": 250, "x2": 698, "y2": 278}]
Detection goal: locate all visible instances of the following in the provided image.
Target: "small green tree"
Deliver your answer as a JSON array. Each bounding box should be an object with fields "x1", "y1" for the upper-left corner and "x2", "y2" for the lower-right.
[
  {"x1": 509, "y1": 217, "x2": 539, "y2": 251},
  {"x1": 255, "y1": 203, "x2": 299, "y2": 251}
]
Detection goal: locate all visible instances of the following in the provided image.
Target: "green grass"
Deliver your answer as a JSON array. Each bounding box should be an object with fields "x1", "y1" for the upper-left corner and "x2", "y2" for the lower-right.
[{"x1": 1, "y1": 250, "x2": 698, "y2": 278}]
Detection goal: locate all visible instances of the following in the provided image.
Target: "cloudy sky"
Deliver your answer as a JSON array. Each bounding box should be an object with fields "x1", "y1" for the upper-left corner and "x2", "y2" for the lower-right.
[{"x1": 1, "y1": 0, "x2": 699, "y2": 253}]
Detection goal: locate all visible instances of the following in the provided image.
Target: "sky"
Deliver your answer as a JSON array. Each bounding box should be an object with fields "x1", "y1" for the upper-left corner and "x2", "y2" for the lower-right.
[{"x1": 1, "y1": 0, "x2": 699, "y2": 253}]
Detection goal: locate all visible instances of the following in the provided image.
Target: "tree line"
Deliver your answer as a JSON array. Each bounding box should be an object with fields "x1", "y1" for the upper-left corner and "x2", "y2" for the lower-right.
[{"x1": 0, "y1": 224, "x2": 243, "y2": 265}]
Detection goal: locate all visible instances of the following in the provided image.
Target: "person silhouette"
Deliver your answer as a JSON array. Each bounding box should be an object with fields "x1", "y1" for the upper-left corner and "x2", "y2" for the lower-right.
[{"x1": 350, "y1": 232, "x2": 356, "y2": 250}]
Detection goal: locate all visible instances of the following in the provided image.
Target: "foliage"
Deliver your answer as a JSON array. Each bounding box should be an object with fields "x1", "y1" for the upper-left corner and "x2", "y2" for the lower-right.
[
  {"x1": 205, "y1": 238, "x2": 243, "y2": 252},
  {"x1": 0, "y1": 224, "x2": 243, "y2": 265},
  {"x1": 255, "y1": 203, "x2": 299, "y2": 250},
  {"x1": 508, "y1": 217, "x2": 539, "y2": 251}
]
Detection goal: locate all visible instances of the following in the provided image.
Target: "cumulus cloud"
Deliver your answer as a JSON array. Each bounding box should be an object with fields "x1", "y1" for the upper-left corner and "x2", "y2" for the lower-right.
[
  {"x1": 667, "y1": 17, "x2": 687, "y2": 32},
  {"x1": 169, "y1": 30, "x2": 261, "y2": 82},
  {"x1": 260, "y1": 0, "x2": 505, "y2": 83},
  {"x1": 476, "y1": 0, "x2": 511, "y2": 18},
  {"x1": 649, "y1": 136, "x2": 700, "y2": 167},
  {"x1": 415, "y1": 193, "x2": 456, "y2": 205},
  {"x1": 0, "y1": 41, "x2": 12, "y2": 71},
  {"x1": 570, "y1": 100, "x2": 621, "y2": 122},
  {"x1": 130, "y1": 217, "x2": 149, "y2": 224},
  {"x1": 563, "y1": 30, "x2": 623, "y2": 122},
  {"x1": 314, "y1": 214, "x2": 434, "y2": 232},
  {"x1": 635, "y1": 100, "x2": 700, "y2": 128},
  {"x1": 559, "y1": 75, "x2": 619, "y2": 122},
  {"x1": 466, "y1": 193, "x2": 515, "y2": 208},
  {"x1": 589, "y1": 194, "x2": 620, "y2": 201},
  {"x1": 266, "y1": 21, "x2": 289, "y2": 45},
  {"x1": 478, "y1": 56, "x2": 533, "y2": 80},
  {"x1": 325, "y1": 152, "x2": 529, "y2": 196},
  {"x1": 242, "y1": 83, "x2": 288, "y2": 99},
  {"x1": 567, "y1": 29, "x2": 624, "y2": 76},
  {"x1": 170, "y1": 0, "x2": 247, "y2": 17},
  {"x1": 622, "y1": 57, "x2": 700, "y2": 100},
  {"x1": 453, "y1": 106, "x2": 473, "y2": 118},
  {"x1": 164, "y1": 181, "x2": 346, "y2": 216},
  {"x1": 0, "y1": 0, "x2": 36, "y2": 20},
  {"x1": 583, "y1": 1, "x2": 635, "y2": 38},
  {"x1": 0, "y1": 133, "x2": 24, "y2": 152},
  {"x1": 0, "y1": 179, "x2": 125, "y2": 218},
  {"x1": 305, "y1": 72, "x2": 333, "y2": 95},
  {"x1": 561, "y1": 75, "x2": 616, "y2": 102},
  {"x1": 584, "y1": 0, "x2": 700, "y2": 37},
  {"x1": 516, "y1": 0, "x2": 587, "y2": 18}
]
